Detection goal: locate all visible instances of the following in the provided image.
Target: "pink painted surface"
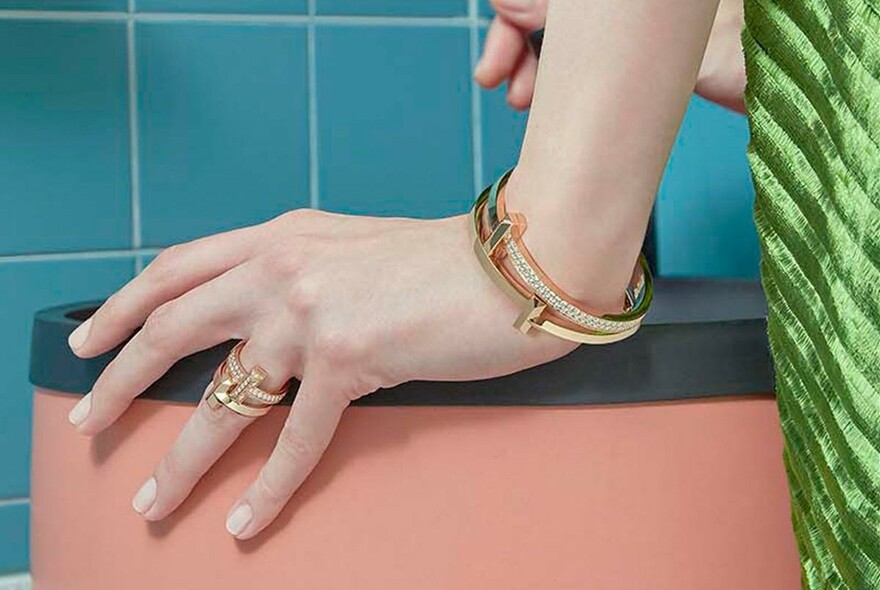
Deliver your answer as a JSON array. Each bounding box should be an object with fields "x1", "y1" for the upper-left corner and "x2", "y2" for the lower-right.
[{"x1": 31, "y1": 388, "x2": 801, "y2": 590}]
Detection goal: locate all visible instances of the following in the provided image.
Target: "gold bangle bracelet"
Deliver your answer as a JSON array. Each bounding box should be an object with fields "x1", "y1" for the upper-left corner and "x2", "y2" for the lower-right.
[{"x1": 470, "y1": 170, "x2": 653, "y2": 344}]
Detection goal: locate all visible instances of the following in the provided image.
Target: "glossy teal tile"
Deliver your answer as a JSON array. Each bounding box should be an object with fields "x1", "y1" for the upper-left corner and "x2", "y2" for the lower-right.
[
  {"x1": 1, "y1": 257, "x2": 134, "y2": 498},
  {"x1": 0, "y1": 503, "x2": 28, "y2": 574},
  {"x1": 0, "y1": 21, "x2": 131, "y2": 255},
  {"x1": 0, "y1": 0, "x2": 124, "y2": 9},
  {"x1": 137, "y1": 23, "x2": 310, "y2": 246},
  {"x1": 316, "y1": 26, "x2": 473, "y2": 218},
  {"x1": 478, "y1": 26, "x2": 527, "y2": 184},
  {"x1": 480, "y1": 0, "x2": 492, "y2": 16},
  {"x1": 479, "y1": 85, "x2": 527, "y2": 184},
  {"x1": 656, "y1": 97, "x2": 758, "y2": 278},
  {"x1": 317, "y1": 0, "x2": 466, "y2": 16},
  {"x1": 138, "y1": 0, "x2": 307, "y2": 14}
]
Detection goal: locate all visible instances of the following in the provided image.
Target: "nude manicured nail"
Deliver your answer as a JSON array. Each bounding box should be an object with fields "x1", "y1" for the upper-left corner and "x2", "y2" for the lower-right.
[
  {"x1": 68, "y1": 318, "x2": 92, "y2": 352},
  {"x1": 133, "y1": 477, "x2": 157, "y2": 515},
  {"x1": 68, "y1": 393, "x2": 92, "y2": 426},
  {"x1": 226, "y1": 503, "x2": 253, "y2": 537}
]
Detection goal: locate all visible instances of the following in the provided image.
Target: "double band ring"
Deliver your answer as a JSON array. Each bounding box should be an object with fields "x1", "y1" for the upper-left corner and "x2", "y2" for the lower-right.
[{"x1": 205, "y1": 341, "x2": 290, "y2": 417}]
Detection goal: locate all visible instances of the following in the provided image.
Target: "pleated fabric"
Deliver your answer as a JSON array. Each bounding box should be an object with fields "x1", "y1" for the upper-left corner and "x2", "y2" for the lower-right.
[{"x1": 741, "y1": 1, "x2": 880, "y2": 587}]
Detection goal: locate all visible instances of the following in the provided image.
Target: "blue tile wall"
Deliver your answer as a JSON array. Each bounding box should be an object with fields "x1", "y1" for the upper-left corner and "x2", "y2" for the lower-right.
[
  {"x1": 0, "y1": 0, "x2": 124, "y2": 9},
  {"x1": 480, "y1": 83, "x2": 527, "y2": 182},
  {"x1": 316, "y1": 26, "x2": 473, "y2": 218},
  {"x1": 0, "y1": 503, "x2": 29, "y2": 575},
  {"x1": 0, "y1": 2, "x2": 757, "y2": 575},
  {"x1": 137, "y1": 22, "x2": 309, "y2": 246},
  {"x1": 138, "y1": 0, "x2": 307, "y2": 14},
  {"x1": 0, "y1": 21, "x2": 131, "y2": 255},
  {"x1": 317, "y1": 0, "x2": 467, "y2": 17},
  {"x1": 656, "y1": 97, "x2": 758, "y2": 278}
]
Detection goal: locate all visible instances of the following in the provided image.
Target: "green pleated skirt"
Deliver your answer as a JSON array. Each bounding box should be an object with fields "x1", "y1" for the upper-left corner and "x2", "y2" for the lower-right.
[{"x1": 742, "y1": 1, "x2": 880, "y2": 587}]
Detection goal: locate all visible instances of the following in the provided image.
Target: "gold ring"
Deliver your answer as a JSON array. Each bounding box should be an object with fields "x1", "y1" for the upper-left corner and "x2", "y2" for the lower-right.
[{"x1": 205, "y1": 341, "x2": 289, "y2": 417}]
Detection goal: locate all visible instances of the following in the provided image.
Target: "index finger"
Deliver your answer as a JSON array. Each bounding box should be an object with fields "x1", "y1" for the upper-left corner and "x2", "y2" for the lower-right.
[{"x1": 68, "y1": 225, "x2": 259, "y2": 359}]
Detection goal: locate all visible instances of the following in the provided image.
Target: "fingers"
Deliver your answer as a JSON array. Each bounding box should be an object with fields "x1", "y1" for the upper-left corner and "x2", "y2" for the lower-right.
[
  {"x1": 69, "y1": 225, "x2": 259, "y2": 359},
  {"x1": 490, "y1": 0, "x2": 547, "y2": 30},
  {"x1": 237, "y1": 332, "x2": 298, "y2": 393},
  {"x1": 475, "y1": 17, "x2": 525, "y2": 89},
  {"x1": 133, "y1": 387, "x2": 254, "y2": 520},
  {"x1": 69, "y1": 265, "x2": 255, "y2": 436},
  {"x1": 133, "y1": 338, "x2": 300, "y2": 521},
  {"x1": 225, "y1": 370, "x2": 348, "y2": 539},
  {"x1": 506, "y1": 49, "x2": 538, "y2": 110}
]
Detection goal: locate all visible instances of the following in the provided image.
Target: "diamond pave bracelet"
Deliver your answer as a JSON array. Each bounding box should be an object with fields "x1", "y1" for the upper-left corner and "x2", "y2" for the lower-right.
[{"x1": 471, "y1": 169, "x2": 653, "y2": 345}]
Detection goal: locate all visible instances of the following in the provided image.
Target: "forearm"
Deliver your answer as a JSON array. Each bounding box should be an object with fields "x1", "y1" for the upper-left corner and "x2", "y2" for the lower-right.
[{"x1": 504, "y1": 0, "x2": 721, "y2": 312}]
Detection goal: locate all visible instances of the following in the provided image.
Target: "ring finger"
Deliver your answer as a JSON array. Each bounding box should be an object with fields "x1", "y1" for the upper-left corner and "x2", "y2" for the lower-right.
[{"x1": 134, "y1": 338, "x2": 299, "y2": 521}]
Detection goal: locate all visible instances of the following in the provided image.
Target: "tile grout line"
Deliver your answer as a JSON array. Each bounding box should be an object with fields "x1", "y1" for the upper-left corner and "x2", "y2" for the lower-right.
[
  {"x1": 0, "y1": 498, "x2": 29, "y2": 508},
  {"x1": 0, "y1": 9, "x2": 120, "y2": 21},
  {"x1": 306, "y1": 0, "x2": 319, "y2": 210},
  {"x1": 0, "y1": 248, "x2": 163, "y2": 264},
  {"x1": 127, "y1": 0, "x2": 144, "y2": 273},
  {"x1": 0, "y1": 9, "x2": 488, "y2": 26},
  {"x1": 467, "y1": 0, "x2": 484, "y2": 195}
]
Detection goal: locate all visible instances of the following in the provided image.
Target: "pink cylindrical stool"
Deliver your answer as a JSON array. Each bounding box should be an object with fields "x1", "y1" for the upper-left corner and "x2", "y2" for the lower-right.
[{"x1": 29, "y1": 292, "x2": 801, "y2": 590}]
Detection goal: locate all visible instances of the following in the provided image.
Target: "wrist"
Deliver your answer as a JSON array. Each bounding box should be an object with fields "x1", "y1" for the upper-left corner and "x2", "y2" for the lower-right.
[{"x1": 502, "y1": 166, "x2": 651, "y2": 315}]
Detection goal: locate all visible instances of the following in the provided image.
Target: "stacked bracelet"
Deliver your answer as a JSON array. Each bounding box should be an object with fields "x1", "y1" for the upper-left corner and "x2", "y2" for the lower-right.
[{"x1": 471, "y1": 169, "x2": 653, "y2": 344}]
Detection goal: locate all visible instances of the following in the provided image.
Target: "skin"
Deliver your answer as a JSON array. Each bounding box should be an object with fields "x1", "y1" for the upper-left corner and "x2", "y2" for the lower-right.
[
  {"x1": 476, "y1": 0, "x2": 745, "y2": 113},
  {"x1": 67, "y1": 0, "x2": 722, "y2": 540}
]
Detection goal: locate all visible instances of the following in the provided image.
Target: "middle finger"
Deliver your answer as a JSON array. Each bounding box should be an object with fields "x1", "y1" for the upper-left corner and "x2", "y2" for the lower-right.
[
  {"x1": 134, "y1": 337, "x2": 299, "y2": 521},
  {"x1": 132, "y1": 383, "x2": 253, "y2": 520}
]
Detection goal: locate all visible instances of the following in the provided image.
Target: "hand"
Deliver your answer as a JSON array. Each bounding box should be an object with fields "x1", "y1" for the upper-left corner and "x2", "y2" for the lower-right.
[
  {"x1": 474, "y1": 0, "x2": 547, "y2": 110},
  {"x1": 66, "y1": 211, "x2": 577, "y2": 539},
  {"x1": 475, "y1": 0, "x2": 746, "y2": 113}
]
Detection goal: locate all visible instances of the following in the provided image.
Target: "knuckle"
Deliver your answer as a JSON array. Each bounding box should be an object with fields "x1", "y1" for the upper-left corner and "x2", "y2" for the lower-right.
[
  {"x1": 276, "y1": 425, "x2": 318, "y2": 467},
  {"x1": 141, "y1": 302, "x2": 177, "y2": 351},
  {"x1": 279, "y1": 207, "x2": 320, "y2": 226},
  {"x1": 282, "y1": 275, "x2": 320, "y2": 319},
  {"x1": 93, "y1": 291, "x2": 119, "y2": 326},
  {"x1": 255, "y1": 468, "x2": 289, "y2": 505},
  {"x1": 148, "y1": 244, "x2": 184, "y2": 284},
  {"x1": 157, "y1": 448, "x2": 184, "y2": 483}
]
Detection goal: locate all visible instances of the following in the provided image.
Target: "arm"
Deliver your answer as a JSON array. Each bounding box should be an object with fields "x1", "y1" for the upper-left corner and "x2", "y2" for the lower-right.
[
  {"x1": 477, "y1": 0, "x2": 744, "y2": 114},
  {"x1": 68, "y1": 0, "x2": 720, "y2": 540},
  {"x1": 507, "y1": 0, "x2": 721, "y2": 312}
]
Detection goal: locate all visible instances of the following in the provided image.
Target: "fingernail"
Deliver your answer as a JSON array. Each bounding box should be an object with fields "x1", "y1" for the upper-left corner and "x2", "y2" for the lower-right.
[
  {"x1": 68, "y1": 393, "x2": 92, "y2": 426},
  {"x1": 68, "y1": 318, "x2": 92, "y2": 352},
  {"x1": 474, "y1": 59, "x2": 486, "y2": 79},
  {"x1": 226, "y1": 503, "x2": 253, "y2": 537},
  {"x1": 132, "y1": 477, "x2": 157, "y2": 515}
]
